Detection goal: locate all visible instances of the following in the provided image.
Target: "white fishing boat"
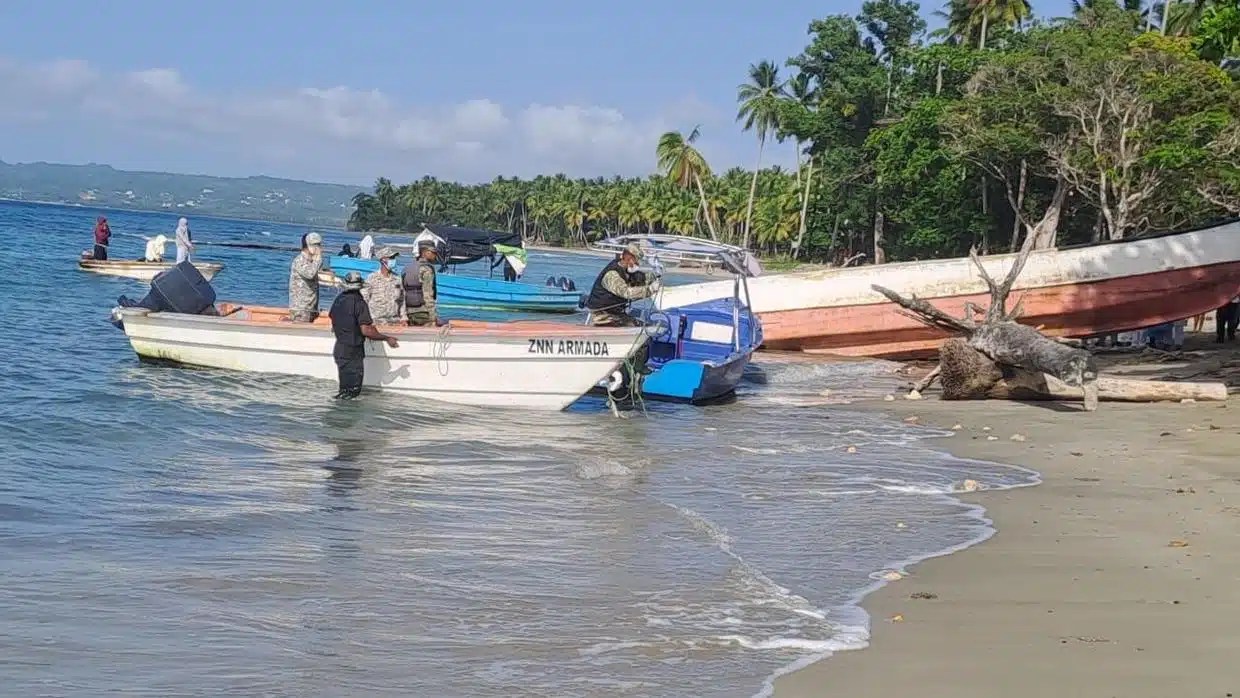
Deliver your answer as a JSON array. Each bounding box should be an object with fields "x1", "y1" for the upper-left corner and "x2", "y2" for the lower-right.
[
  {"x1": 656, "y1": 220, "x2": 1240, "y2": 359},
  {"x1": 112, "y1": 303, "x2": 647, "y2": 410},
  {"x1": 79, "y1": 258, "x2": 224, "y2": 282}
]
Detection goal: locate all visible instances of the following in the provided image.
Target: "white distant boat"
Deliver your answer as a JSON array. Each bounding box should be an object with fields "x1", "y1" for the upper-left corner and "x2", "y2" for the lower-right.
[
  {"x1": 112, "y1": 303, "x2": 647, "y2": 410},
  {"x1": 78, "y1": 258, "x2": 223, "y2": 282}
]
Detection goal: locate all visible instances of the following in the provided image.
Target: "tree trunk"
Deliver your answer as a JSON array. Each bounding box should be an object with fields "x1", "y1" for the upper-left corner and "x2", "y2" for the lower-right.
[
  {"x1": 742, "y1": 137, "x2": 765, "y2": 250},
  {"x1": 873, "y1": 207, "x2": 886, "y2": 265},
  {"x1": 693, "y1": 174, "x2": 720, "y2": 241},
  {"x1": 792, "y1": 156, "x2": 815, "y2": 260},
  {"x1": 935, "y1": 63, "x2": 944, "y2": 96},
  {"x1": 980, "y1": 175, "x2": 990, "y2": 254},
  {"x1": 979, "y1": 13, "x2": 989, "y2": 50},
  {"x1": 1027, "y1": 175, "x2": 1067, "y2": 250},
  {"x1": 1008, "y1": 159, "x2": 1028, "y2": 252},
  {"x1": 1161, "y1": 0, "x2": 1171, "y2": 34}
]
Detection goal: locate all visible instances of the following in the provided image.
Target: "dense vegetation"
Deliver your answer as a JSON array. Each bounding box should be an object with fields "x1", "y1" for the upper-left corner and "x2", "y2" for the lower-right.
[{"x1": 349, "y1": 0, "x2": 1240, "y2": 264}]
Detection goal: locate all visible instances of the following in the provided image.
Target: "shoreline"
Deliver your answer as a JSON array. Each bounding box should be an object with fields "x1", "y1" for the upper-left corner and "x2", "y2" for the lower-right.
[{"x1": 771, "y1": 384, "x2": 1240, "y2": 697}]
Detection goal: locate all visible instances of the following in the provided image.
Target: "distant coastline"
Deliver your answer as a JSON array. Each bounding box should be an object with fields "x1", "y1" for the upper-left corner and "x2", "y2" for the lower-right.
[{"x1": 0, "y1": 197, "x2": 348, "y2": 231}]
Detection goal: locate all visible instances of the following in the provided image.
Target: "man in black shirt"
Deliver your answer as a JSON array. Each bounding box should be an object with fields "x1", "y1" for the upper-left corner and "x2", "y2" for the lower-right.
[{"x1": 329, "y1": 271, "x2": 399, "y2": 399}]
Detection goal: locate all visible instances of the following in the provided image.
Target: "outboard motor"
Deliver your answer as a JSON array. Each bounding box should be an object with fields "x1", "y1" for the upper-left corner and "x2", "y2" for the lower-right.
[
  {"x1": 545, "y1": 275, "x2": 558, "y2": 287},
  {"x1": 565, "y1": 279, "x2": 577, "y2": 292}
]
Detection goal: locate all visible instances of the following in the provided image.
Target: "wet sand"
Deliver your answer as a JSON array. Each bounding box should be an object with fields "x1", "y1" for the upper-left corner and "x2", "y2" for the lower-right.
[{"x1": 773, "y1": 342, "x2": 1240, "y2": 698}]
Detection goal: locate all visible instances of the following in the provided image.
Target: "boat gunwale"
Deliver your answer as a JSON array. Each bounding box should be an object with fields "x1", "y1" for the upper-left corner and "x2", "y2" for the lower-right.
[{"x1": 121, "y1": 304, "x2": 644, "y2": 340}]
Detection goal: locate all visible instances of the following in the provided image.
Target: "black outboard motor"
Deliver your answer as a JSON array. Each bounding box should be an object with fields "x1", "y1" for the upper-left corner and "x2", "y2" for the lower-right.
[
  {"x1": 117, "y1": 261, "x2": 217, "y2": 315},
  {"x1": 545, "y1": 275, "x2": 558, "y2": 287}
]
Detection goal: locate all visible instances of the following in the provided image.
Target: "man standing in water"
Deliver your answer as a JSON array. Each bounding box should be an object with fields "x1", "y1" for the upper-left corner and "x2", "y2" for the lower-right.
[
  {"x1": 289, "y1": 232, "x2": 325, "y2": 322},
  {"x1": 403, "y1": 241, "x2": 440, "y2": 326},
  {"x1": 363, "y1": 247, "x2": 404, "y2": 324},
  {"x1": 329, "y1": 271, "x2": 399, "y2": 399}
]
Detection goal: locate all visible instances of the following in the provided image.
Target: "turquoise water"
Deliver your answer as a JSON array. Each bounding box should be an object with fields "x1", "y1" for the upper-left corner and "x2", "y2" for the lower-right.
[{"x1": 0, "y1": 200, "x2": 1038, "y2": 697}]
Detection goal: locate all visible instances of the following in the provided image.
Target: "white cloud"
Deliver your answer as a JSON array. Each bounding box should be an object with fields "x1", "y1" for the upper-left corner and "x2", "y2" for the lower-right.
[{"x1": 0, "y1": 57, "x2": 730, "y2": 183}]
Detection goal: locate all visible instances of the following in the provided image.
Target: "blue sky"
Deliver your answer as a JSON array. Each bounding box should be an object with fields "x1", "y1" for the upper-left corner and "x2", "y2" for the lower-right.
[{"x1": 0, "y1": 0, "x2": 1074, "y2": 186}]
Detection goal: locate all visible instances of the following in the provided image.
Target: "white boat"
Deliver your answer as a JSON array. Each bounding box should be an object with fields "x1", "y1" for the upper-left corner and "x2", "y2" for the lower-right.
[
  {"x1": 79, "y1": 259, "x2": 224, "y2": 282},
  {"x1": 655, "y1": 221, "x2": 1240, "y2": 358},
  {"x1": 113, "y1": 303, "x2": 647, "y2": 410}
]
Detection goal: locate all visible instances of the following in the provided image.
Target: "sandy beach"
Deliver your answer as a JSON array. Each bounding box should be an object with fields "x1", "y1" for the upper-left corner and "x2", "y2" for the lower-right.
[{"x1": 774, "y1": 339, "x2": 1240, "y2": 698}]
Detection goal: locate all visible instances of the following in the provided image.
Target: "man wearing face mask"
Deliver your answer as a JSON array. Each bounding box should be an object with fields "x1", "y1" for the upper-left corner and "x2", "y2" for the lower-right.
[
  {"x1": 362, "y1": 247, "x2": 404, "y2": 324},
  {"x1": 585, "y1": 243, "x2": 661, "y2": 327}
]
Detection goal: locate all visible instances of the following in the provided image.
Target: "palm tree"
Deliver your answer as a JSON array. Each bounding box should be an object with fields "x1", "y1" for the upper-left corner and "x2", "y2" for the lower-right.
[
  {"x1": 736, "y1": 60, "x2": 785, "y2": 250},
  {"x1": 941, "y1": 0, "x2": 1031, "y2": 49},
  {"x1": 656, "y1": 126, "x2": 719, "y2": 241}
]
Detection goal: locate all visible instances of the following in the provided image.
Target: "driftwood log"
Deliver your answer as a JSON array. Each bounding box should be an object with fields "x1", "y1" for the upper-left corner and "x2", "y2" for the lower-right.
[
  {"x1": 874, "y1": 242, "x2": 1225, "y2": 411},
  {"x1": 938, "y1": 339, "x2": 1226, "y2": 403}
]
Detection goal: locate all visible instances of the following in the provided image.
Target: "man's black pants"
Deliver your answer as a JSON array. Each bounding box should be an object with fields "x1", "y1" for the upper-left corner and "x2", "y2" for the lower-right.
[
  {"x1": 334, "y1": 351, "x2": 365, "y2": 399},
  {"x1": 1218, "y1": 302, "x2": 1239, "y2": 342}
]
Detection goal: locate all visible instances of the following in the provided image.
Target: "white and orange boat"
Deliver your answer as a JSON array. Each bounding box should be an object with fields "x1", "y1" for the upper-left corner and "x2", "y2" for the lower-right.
[
  {"x1": 112, "y1": 303, "x2": 646, "y2": 410},
  {"x1": 656, "y1": 221, "x2": 1240, "y2": 359}
]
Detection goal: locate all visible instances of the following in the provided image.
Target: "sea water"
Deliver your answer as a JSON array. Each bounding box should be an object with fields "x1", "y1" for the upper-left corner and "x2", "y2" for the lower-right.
[{"x1": 0, "y1": 201, "x2": 1039, "y2": 697}]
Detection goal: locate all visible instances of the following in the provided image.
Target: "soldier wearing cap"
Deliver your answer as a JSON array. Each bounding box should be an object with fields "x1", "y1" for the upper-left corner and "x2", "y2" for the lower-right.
[
  {"x1": 289, "y1": 231, "x2": 326, "y2": 323},
  {"x1": 363, "y1": 246, "x2": 404, "y2": 324},
  {"x1": 403, "y1": 241, "x2": 440, "y2": 326},
  {"x1": 329, "y1": 271, "x2": 400, "y2": 399},
  {"x1": 584, "y1": 242, "x2": 661, "y2": 327}
]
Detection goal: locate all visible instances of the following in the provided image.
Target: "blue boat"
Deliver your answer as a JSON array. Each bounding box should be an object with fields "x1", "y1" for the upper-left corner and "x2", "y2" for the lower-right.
[
  {"x1": 637, "y1": 296, "x2": 763, "y2": 403},
  {"x1": 324, "y1": 226, "x2": 585, "y2": 317},
  {"x1": 595, "y1": 240, "x2": 763, "y2": 405}
]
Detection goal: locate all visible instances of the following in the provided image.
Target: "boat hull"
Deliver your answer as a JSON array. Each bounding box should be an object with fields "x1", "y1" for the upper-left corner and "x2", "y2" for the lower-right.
[
  {"x1": 117, "y1": 305, "x2": 645, "y2": 410},
  {"x1": 79, "y1": 260, "x2": 223, "y2": 282},
  {"x1": 640, "y1": 352, "x2": 752, "y2": 402},
  {"x1": 657, "y1": 223, "x2": 1240, "y2": 359},
  {"x1": 323, "y1": 258, "x2": 582, "y2": 313}
]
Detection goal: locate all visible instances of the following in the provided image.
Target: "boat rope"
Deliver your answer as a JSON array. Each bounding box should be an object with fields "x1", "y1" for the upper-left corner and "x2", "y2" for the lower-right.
[{"x1": 433, "y1": 323, "x2": 452, "y2": 376}]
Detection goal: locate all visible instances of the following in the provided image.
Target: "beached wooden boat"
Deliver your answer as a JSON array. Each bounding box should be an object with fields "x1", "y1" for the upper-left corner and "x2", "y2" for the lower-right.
[
  {"x1": 79, "y1": 259, "x2": 223, "y2": 282},
  {"x1": 656, "y1": 221, "x2": 1240, "y2": 359},
  {"x1": 112, "y1": 303, "x2": 646, "y2": 410}
]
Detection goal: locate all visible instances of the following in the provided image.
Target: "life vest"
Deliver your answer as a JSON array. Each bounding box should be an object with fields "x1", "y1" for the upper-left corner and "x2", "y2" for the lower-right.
[
  {"x1": 403, "y1": 260, "x2": 436, "y2": 307},
  {"x1": 586, "y1": 258, "x2": 639, "y2": 312}
]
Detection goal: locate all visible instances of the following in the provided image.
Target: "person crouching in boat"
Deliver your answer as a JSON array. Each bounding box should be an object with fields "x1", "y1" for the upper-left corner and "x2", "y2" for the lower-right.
[
  {"x1": 363, "y1": 247, "x2": 404, "y2": 324},
  {"x1": 289, "y1": 232, "x2": 325, "y2": 323},
  {"x1": 585, "y1": 243, "x2": 661, "y2": 327},
  {"x1": 92, "y1": 217, "x2": 111, "y2": 260},
  {"x1": 144, "y1": 234, "x2": 169, "y2": 262},
  {"x1": 403, "y1": 242, "x2": 440, "y2": 326},
  {"x1": 329, "y1": 271, "x2": 399, "y2": 400}
]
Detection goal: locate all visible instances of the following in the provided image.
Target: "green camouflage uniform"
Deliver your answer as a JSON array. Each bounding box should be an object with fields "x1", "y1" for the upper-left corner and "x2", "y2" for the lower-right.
[
  {"x1": 363, "y1": 270, "x2": 404, "y2": 324},
  {"x1": 405, "y1": 262, "x2": 438, "y2": 326},
  {"x1": 288, "y1": 252, "x2": 323, "y2": 323}
]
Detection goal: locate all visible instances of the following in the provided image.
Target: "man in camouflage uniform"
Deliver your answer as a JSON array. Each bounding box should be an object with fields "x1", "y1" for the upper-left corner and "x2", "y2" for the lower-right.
[
  {"x1": 403, "y1": 242, "x2": 440, "y2": 326},
  {"x1": 289, "y1": 232, "x2": 326, "y2": 323},
  {"x1": 584, "y1": 243, "x2": 660, "y2": 327},
  {"x1": 362, "y1": 246, "x2": 404, "y2": 324}
]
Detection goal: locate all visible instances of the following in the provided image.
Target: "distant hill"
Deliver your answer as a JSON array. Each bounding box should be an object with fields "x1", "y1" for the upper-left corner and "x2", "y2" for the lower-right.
[{"x1": 0, "y1": 161, "x2": 360, "y2": 226}]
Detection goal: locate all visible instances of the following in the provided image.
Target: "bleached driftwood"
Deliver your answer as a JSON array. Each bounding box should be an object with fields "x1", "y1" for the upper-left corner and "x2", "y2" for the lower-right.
[
  {"x1": 938, "y1": 338, "x2": 1225, "y2": 404},
  {"x1": 874, "y1": 240, "x2": 1102, "y2": 410}
]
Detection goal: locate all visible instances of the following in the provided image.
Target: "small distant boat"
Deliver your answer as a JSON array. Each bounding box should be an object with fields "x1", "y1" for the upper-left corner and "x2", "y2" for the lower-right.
[
  {"x1": 78, "y1": 258, "x2": 223, "y2": 282},
  {"x1": 594, "y1": 248, "x2": 762, "y2": 404},
  {"x1": 591, "y1": 233, "x2": 763, "y2": 276},
  {"x1": 656, "y1": 220, "x2": 1240, "y2": 359},
  {"x1": 112, "y1": 303, "x2": 647, "y2": 411}
]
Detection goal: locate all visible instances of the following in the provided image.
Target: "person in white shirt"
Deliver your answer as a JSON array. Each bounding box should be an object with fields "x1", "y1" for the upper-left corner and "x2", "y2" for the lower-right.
[
  {"x1": 174, "y1": 218, "x2": 194, "y2": 263},
  {"x1": 144, "y1": 234, "x2": 169, "y2": 262},
  {"x1": 358, "y1": 234, "x2": 374, "y2": 259}
]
